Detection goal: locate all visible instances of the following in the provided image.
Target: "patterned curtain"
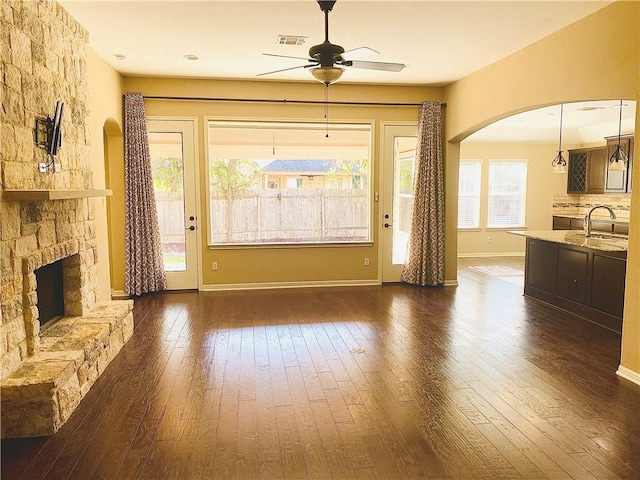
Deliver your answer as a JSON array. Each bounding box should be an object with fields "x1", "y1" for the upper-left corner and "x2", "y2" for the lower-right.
[
  {"x1": 401, "y1": 100, "x2": 445, "y2": 286},
  {"x1": 123, "y1": 92, "x2": 166, "y2": 295}
]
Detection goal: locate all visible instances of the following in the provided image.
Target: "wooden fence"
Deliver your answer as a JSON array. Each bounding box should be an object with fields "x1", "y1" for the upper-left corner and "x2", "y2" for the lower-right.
[
  {"x1": 209, "y1": 189, "x2": 369, "y2": 243},
  {"x1": 154, "y1": 192, "x2": 185, "y2": 249},
  {"x1": 154, "y1": 189, "x2": 370, "y2": 244}
]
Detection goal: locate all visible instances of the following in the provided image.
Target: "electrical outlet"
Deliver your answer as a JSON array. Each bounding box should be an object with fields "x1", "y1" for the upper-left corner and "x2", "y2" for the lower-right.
[
  {"x1": 212, "y1": 261, "x2": 218, "y2": 270},
  {"x1": 487, "y1": 236, "x2": 492, "y2": 243},
  {"x1": 364, "y1": 257, "x2": 370, "y2": 266}
]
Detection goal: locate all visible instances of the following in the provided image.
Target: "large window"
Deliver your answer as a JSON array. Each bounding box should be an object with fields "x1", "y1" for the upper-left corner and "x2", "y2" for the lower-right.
[
  {"x1": 458, "y1": 160, "x2": 482, "y2": 228},
  {"x1": 487, "y1": 160, "x2": 528, "y2": 228},
  {"x1": 207, "y1": 120, "x2": 372, "y2": 246}
]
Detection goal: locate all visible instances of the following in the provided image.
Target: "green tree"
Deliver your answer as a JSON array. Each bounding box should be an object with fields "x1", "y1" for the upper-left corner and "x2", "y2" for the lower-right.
[
  {"x1": 210, "y1": 158, "x2": 259, "y2": 240},
  {"x1": 398, "y1": 157, "x2": 415, "y2": 195},
  {"x1": 329, "y1": 158, "x2": 368, "y2": 189},
  {"x1": 151, "y1": 157, "x2": 183, "y2": 192}
]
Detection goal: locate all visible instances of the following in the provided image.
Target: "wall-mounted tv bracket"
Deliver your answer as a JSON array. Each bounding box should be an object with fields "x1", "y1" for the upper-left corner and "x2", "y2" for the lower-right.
[{"x1": 34, "y1": 101, "x2": 64, "y2": 173}]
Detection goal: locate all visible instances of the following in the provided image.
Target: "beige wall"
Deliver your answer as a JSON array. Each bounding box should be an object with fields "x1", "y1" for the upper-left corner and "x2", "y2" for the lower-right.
[
  {"x1": 620, "y1": 44, "x2": 640, "y2": 375},
  {"x1": 115, "y1": 77, "x2": 442, "y2": 290},
  {"x1": 444, "y1": 1, "x2": 639, "y2": 375},
  {"x1": 458, "y1": 142, "x2": 570, "y2": 256},
  {"x1": 445, "y1": 2, "x2": 638, "y2": 143},
  {"x1": 86, "y1": 48, "x2": 123, "y2": 300}
]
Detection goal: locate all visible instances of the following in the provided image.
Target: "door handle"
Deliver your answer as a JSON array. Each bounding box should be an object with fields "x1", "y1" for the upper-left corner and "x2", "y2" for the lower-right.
[
  {"x1": 187, "y1": 226, "x2": 196, "y2": 231},
  {"x1": 384, "y1": 223, "x2": 392, "y2": 228}
]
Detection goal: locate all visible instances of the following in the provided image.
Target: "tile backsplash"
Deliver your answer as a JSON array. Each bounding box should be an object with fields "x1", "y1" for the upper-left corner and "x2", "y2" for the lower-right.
[{"x1": 553, "y1": 194, "x2": 631, "y2": 222}]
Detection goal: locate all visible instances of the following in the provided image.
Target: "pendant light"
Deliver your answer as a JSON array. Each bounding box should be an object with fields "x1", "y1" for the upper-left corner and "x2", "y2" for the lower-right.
[
  {"x1": 551, "y1": 104, "x2": 567, "y2": 173},
  {"x1": 608, "y1": 100, "x2": 628, "y2": 172}
]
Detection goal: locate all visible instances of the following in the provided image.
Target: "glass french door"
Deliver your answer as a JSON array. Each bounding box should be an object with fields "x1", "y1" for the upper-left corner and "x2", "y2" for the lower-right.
[
  {"x1": 147, "y1": 119, "x2": 199, "y2": 289},
  {"x1": 381, "y1": 124, "x2": 418, "y2": 282}
]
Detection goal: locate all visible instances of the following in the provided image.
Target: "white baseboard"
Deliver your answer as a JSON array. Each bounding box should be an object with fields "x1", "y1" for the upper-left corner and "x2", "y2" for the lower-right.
[
  {"x1": 457, "y1": 252, "x2": 525, "y2": 258},
  {"x1": 443, "y1": 280, "x2": 459, "y2": 287},
  {"x1": 616, "y1": 365, "x2": 640, "y2": 386},
  {"x1": 201, "y1": 279, "x2": 380, "y2": 292}
]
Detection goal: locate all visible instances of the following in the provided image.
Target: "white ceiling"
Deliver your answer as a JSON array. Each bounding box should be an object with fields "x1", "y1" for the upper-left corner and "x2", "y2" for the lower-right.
[
  {"x1": 60, "y1": 0, "x2": 610, "y2": 86},
  {"x1": 466, "y1": 100, "x2": 637, "y2": 145},
  {"x1": 60, "y1": 0, "x2": 634, "y2": 143}
]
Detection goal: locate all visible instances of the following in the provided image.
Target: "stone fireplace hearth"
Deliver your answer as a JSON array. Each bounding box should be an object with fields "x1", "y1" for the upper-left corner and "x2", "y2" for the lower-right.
[
  {"x1": 1, "y1": 300, "x2": 133, "y2": 438},
  {"x1": 0, "y1": 196, "x2": 133, "y2": 438}
]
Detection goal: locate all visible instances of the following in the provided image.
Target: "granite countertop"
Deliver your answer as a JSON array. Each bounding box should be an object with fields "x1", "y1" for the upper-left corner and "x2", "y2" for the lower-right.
[{"x1": 509, "y1": 230, "x2": 628, "y2": 252}]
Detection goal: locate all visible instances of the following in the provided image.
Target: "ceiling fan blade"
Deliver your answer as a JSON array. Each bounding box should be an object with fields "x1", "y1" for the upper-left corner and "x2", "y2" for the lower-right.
[
  {"x1": 257, "y1": 63, "x2": 317, "y2": 77},
  {"x1": 342, "y1": 46, "x2": 380, "y2": 57},
  {"x1": 347, "y1": 60, "x2": 406, "y2": 72},
  {"x1": 262, "y1": 53, "x2": 312, "y2": 61}
]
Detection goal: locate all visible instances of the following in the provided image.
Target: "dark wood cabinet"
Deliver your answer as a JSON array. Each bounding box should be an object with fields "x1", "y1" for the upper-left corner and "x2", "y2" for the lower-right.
[
  {"x1": 614, "y1": 223, "x2": 629, "y2": 235},
  {"x1": 587, "y1": 147, "x2": 607, "y2": 194},
  {"x1": 552, "y1": 215, "x2": 626, "y2": 234},
  {"x1": 605, "y1": 134, "x2": 634, "y2": 193},
  {"x1": 556, "y1": 248, "x2": 588, "y2": 304},
  {"x1": 523, "y1": 237, "x2": 626, "y2": 332},
  {"x1": 552, "y1": 216, "x2": 571, "y2": 230},
  {"x1": 526, "y1": 239, "x2": 556, "y2": 294},
  {"x1": 567, "y1": 147, "x2": 606, "y2": 194},
  {"x1": 591, "y1": 254, "x2": 626, "y2": 318},
  {"x1": 567, "y1": 134, "x2": 634, "y2": 195},
  {"x1": 567, "y1": 149, "x2": 588, "y2": 193}
]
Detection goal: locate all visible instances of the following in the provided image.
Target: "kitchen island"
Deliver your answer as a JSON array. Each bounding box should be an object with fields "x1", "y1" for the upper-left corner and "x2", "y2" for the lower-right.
[{"x1": 510, "y1": 230, "x2": 627, "y2": 333}]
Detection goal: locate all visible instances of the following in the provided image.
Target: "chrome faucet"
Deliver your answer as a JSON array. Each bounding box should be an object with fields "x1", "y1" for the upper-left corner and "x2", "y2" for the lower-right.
[{"x1": 584, "y1": 205, "x2": 616, "y2": 237}]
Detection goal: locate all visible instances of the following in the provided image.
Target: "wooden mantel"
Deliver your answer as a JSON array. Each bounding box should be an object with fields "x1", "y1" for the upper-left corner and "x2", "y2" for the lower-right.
[{"x1": 0, "y1": 189, "x2": 113, "y2": 201}]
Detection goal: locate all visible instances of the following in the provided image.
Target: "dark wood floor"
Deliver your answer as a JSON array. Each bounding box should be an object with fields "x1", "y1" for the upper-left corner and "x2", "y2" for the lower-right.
[{"x1": 3, "y1": 257, "x2": 639, "y2": 479}]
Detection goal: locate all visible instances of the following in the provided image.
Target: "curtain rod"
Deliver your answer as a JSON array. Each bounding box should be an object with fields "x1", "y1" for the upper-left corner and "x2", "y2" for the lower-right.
[{"x1": 143, "y1": 95, "x2": 446, "y2": 108}]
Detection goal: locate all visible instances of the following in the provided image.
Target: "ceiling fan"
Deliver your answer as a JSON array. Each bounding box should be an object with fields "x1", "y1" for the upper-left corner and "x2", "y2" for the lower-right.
[{"x1": 258, "y1": 0, "x2": 406, "y2": 84}]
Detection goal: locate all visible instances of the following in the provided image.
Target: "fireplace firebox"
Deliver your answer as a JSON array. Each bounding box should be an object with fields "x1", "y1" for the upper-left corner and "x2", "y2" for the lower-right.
[{"x1": 35, "y1": 260, "x2": 65, "y2": 331}]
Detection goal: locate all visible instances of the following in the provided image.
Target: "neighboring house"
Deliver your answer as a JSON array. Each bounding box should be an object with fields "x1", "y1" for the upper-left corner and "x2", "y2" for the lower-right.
[{"x1": 260, "y1": 159, "x2": 362, "y2": 189}]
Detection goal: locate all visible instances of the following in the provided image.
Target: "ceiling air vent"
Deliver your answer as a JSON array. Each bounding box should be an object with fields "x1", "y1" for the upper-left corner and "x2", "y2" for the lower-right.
[{"x1": 278, "y1": 35, "x2": 306, "y2": 46}]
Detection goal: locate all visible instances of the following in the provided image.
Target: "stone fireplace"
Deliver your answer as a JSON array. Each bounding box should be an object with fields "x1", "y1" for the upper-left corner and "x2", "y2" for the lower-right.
[
  {"x1": 1, "y1": 1, "x2": 133, "y2": 438},
  {"x1": 0, "y1": 195, "x2": 134, "y2": 438}
]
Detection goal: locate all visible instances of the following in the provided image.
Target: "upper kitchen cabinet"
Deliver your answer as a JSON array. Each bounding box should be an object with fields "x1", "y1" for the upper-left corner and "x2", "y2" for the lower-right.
[
  {"x1": 567, "y1": 147, "x2": 607, "y2": 194},
  {"x1": 605, "y1": 134, "x2": 634, "y2": 193}
]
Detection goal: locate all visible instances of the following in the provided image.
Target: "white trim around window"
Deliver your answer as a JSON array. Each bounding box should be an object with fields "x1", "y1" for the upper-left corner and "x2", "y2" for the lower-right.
[
  {"x1": 458, "y1": 159, "x2": 482, "y2": 229},
  {"x1": 205, "y1": 118, "x2": 374, "y2": 247},
  {"x1": 487, "y1": 159, "x2": 529, "y2": 229}
]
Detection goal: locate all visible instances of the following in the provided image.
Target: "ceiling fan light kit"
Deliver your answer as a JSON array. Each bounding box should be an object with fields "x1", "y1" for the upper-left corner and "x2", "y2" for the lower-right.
[{"x1": 311, "y1": 66, "x2": 344, "y2": 85}]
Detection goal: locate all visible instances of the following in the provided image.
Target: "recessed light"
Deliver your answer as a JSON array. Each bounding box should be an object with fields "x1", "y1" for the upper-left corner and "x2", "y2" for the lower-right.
[
  {"x1": 184, "y1": 54, "x2": 199, "y2": 61},
  {"x1": 113, "y1": 54, "x2": 126, "y2": 61}
]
